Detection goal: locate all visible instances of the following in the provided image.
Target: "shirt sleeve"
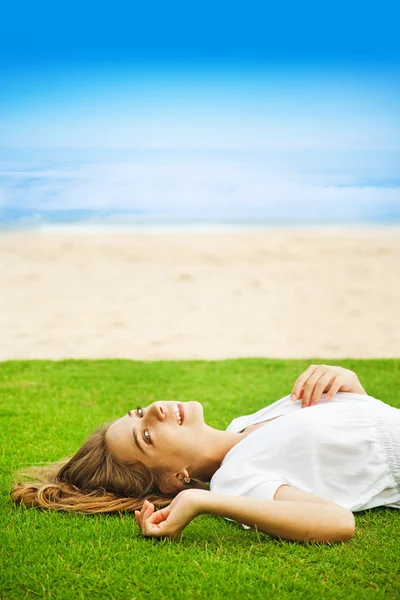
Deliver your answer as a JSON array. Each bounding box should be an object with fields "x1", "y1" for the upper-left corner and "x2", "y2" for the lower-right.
[
  {"x1": 225, "y1": 479, "x2": 289, "y2": 530},
  {"x1": 244, "y1": 480, "x2": 289, "y2": 502}
]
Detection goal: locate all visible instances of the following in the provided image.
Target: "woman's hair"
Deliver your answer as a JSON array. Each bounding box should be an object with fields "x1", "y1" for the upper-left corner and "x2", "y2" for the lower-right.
[{"x1": 10, "y1": 420, "x2": 208, "y2": 515}]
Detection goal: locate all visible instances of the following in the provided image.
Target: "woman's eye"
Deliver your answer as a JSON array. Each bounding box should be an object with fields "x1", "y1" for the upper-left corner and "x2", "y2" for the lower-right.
[
  {"x1": 136, "y1": 406, "x2": 144, "y2": 418},
  {"x1": 144, "y1": 429, "x2": 151, "y2": 444}
]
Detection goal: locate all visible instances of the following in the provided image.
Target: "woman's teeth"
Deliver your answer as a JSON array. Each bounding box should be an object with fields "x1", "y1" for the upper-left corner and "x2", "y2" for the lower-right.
[{"x1": 172, "y1": 404, "x2": 182, "y2": 425}]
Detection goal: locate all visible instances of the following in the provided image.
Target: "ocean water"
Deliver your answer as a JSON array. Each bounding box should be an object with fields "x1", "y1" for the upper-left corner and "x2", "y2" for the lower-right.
[{"x1": 1, "y1": 146, "x2": 399, "y2": 231}]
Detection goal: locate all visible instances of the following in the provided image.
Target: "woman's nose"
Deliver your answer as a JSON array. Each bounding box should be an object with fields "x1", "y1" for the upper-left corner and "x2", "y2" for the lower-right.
[{"x1": 150, "y1": 402, "x2": 166, "y2": 421}]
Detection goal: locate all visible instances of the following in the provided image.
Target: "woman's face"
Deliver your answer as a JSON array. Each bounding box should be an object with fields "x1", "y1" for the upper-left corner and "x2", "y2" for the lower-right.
[{"x1": 105, "y1": 400, "x2": 206, "y2": 477}]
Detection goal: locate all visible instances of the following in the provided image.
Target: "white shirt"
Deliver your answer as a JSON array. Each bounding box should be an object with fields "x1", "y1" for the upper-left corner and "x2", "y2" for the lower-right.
[{"x1": 210, "y1": 392, "x2": 400, "y2": 520}]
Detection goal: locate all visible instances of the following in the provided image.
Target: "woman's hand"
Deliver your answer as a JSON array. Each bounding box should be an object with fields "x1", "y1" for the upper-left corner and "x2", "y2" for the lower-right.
[
  {"x1": 291, "y1": 364, "x2": 366, "y2": 408},
  {"x1": 135, "y1": 489, "x2": 209, "y2": 539}
]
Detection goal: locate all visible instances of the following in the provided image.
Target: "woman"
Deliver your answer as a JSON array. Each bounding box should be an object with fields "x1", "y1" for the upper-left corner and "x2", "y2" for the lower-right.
[{"x1": 11, "y1": 364, "x2": 400, "y2": 544}]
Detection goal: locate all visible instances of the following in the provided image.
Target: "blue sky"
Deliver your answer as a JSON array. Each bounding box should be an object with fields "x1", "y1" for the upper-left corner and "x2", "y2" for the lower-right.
[
  {"x1": 1, "y1": 1, "x2": 399, "y2": 69},
  {"x1": 1, "y1": 0, "x2": 399, "y2": 151},
  {"x1": 0, "y1": 1, "x2": 399, "y2": 225},
  {"x1": 1, "y1": 65, "x2": 399, "y2": 151}
]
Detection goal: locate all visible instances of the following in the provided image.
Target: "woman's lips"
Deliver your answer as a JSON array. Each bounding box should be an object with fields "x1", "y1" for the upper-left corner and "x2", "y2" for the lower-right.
[{"x1": 178, "y1": 402, "x2": 185, "y2": 424}]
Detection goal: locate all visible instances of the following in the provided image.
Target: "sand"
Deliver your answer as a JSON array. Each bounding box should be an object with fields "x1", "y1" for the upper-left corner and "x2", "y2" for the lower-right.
[{"x1": 1, "y1": 227, "x2": 399, "y2": 361}]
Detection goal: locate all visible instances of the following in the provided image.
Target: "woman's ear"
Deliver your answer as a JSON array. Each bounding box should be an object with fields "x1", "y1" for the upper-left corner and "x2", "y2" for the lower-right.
[
  {"x1": 157, "y1": 468, "x2": 191, "y2": 493},
  {"x1": 176, "y1": 468, "x2": 190, "y2": 484}
]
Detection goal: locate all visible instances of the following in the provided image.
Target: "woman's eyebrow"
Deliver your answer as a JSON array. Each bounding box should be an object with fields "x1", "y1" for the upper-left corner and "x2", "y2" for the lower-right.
[
  {"x1": 132, "y1": 428, "x2": 145, "y2": 454},
  {"x1": 127, "y1": 410, "x2": 147, "y2": 455}
]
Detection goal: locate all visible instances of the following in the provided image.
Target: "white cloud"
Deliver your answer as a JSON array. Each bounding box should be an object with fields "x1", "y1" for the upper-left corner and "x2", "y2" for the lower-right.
[{"x1": 1, "y1": 150, "x2": 399, "y2": 223}]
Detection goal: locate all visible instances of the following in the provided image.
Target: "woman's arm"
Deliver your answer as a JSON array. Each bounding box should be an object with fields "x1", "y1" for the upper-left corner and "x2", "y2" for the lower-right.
[
  {"x1": 135, "y1": 488, "x2": 355, "y2": 544},
  {"x1": 200, "y1": 491, "x2": 355, "y2": 543}
]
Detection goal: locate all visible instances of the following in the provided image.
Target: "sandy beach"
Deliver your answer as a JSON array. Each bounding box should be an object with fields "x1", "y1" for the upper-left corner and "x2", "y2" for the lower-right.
[{"x1": 0, "y1": 227, "x2": 399, "y2": 361}]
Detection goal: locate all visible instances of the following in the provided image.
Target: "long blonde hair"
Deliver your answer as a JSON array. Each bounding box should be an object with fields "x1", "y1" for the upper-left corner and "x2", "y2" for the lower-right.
[{"x1": 10, "y1": 420, "x2": 208, "y2": 514}]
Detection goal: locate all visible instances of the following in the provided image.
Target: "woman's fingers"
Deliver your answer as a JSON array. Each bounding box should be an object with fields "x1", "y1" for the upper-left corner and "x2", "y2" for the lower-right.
[
  {"x1": 292, "y1": 366, "x2": 325, "y2": 407},
  {"x1": 143, "y1": 501, "x2": 154, "y2": 523},
  {"x1": 291, "y1": 365, "x2": 317, "y2": 401},
  {"x1": 145, "y1": 501, "x2": 154, "y2": 516},
  {"x1": 292, "y1": 365, "x2": 341, "y2": 408},
  {"x1": 299, "y1": 369, "x2": 325, "y2": 408},
  {"x1": 147, "y1": 506, "x2": 171, "y2": 525},
  {"x1": 135, "y1": 500, "x2": 155, "y2": 532},
  {"x1": 135, "y1": 501, "x2": 173, "y2": 537},
  {"x1": 324, "y1": 377, "x2": 342, "y2": 402},
  {"x1": 142, "y1": 512, "x2": 173, "y2": 538},
  {"x1": 303, "y1": 372, "x2": 336, "y2": 408}
]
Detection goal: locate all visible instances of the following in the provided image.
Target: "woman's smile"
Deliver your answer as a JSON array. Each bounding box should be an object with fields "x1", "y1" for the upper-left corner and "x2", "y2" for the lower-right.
[{"x1": 168, "y1": 403, "x2": 184, "y2": 425}]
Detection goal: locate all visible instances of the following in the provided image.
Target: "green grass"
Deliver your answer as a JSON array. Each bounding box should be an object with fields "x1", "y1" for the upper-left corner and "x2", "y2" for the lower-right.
[{"x1": 1, "y1": 358, "x2": 399, "y2": 600}]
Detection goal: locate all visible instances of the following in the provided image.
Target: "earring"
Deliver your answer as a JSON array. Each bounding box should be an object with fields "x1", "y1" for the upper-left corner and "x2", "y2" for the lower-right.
[{"x1": 184, "y1": 477, "x2": 191, "y2": 484}]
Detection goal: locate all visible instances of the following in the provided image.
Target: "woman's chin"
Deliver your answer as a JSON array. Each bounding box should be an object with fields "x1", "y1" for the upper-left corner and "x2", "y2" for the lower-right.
[{"x1": 184, "y1": 400, "x2": 204, "y2": 423}]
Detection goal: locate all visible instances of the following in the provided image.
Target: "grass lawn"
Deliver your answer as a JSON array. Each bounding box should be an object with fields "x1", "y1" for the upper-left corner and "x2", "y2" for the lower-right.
[{"x1": 1, "y1": 358, "x2": 399, "y2": 600}]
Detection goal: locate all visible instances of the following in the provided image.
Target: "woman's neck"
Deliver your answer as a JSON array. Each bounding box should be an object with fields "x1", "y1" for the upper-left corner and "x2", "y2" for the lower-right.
[{"x1": 189, "y1": 425, "x2": 245, "y2": 481}]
